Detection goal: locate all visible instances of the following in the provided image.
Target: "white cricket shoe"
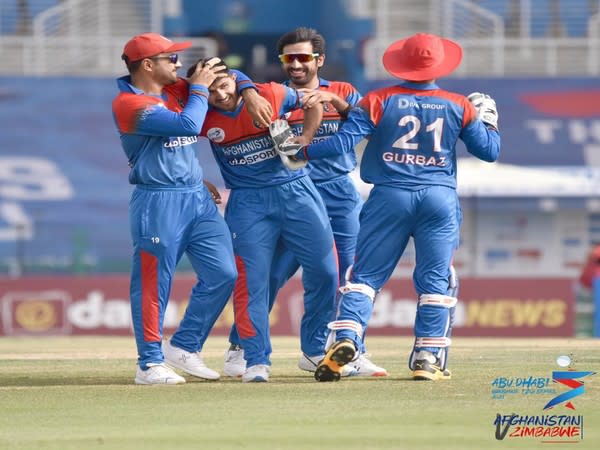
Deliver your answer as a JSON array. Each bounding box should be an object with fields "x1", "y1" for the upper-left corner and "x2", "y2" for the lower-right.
[
  {"x1": 298, "y1": 353, "x2": 357, "y2": 377},
  {"x1": 348, "y1": 354, "x2": 388, "y2": 377},
  {"x1": 163, "y1": 340, "x2": 220, "y2": 380},
  {"x1": 223, "y1": 344, "x2": 246, "y2": 377},
  {"x1": 242, "y1": 364, "x2": 270, "y2": 383},
  {"x1": 134, "y1": 363, "x2": 186, "y2": 385}
]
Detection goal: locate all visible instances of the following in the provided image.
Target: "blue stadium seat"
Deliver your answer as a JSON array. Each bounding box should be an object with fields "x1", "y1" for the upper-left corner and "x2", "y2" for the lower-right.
[
  {"x1": 477, "y1": 0, "x2": 593, "y2": 37},
  {"x1": 530, "y1": 0, "x2": 552, "y2": 37},
  {"x1": 559, "y1": 0, "x2": 593, "y2": 37},
  {"x1": 479, "y1": 0, "x2": 511, "y2": 20},
  {"x1": 0, "y1": 0, "x2": 58, "y2": 34}
]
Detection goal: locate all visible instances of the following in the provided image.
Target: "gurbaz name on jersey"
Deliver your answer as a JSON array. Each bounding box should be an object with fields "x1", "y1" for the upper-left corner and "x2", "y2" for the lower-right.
[
  {"x1": 382, "y1": 152, "x2": 447, "y2": 167},
  {"x1": 222, "y1": 136, "x2": 277, "y2": 166}
]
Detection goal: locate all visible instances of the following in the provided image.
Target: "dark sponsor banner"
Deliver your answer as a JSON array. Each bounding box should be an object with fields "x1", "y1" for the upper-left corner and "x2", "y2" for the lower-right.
[{"x1": 0, "y1": 275, "x2": 574, "y2": 336}]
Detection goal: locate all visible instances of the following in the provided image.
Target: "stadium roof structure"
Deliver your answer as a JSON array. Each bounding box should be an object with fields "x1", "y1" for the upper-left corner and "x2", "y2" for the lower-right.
[
  {"x1": 456, "y1": 159, "x2": 600, "y2": 198},
  {"x1": 350, "y1": 159, "x2": 600, "y2": 200}
]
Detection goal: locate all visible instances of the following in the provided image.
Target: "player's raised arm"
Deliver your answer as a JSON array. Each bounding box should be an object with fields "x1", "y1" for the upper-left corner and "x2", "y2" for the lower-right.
[
  {"x1": 187, "y1": 58, "x2": 273, "y2": 128},
  {"x1": 460, "y1": 92, "x2": 501, "y2": 162},
  {"x1": 243, "y1": 89, "x2": 273, "y2": 128},
  {"x1": 296, "y1": 92, "x2": 323, "y2": 146},
  {"x1": 294, "y1": 106, "x2": 375, "y2": 161}
]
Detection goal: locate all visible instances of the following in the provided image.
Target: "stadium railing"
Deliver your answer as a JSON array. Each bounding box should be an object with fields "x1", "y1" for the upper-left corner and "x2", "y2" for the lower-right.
[
  {"x1": 363, "y1": 0, "x2": 600, "y2": 79},
  {"x1": 0, "y1": 0, "x2": 598, "y2": 77}
]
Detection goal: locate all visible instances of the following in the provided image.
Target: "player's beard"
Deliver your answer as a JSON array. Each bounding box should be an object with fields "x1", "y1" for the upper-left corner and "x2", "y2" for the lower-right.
[
  {"x1": 160, "y1": 69, "x2": 179, "y2": 85},
  {"x1": 168, "y1": 69, "x2": 180, "y2": 84},
  {"x1": 286, "y1": 68, "x2": 312, "y2": 87}
]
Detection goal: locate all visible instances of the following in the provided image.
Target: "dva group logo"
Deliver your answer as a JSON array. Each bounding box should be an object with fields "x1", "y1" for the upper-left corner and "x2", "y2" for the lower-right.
[{"x1": 492, "y1": 354, "x2": 595, "y2": 443}]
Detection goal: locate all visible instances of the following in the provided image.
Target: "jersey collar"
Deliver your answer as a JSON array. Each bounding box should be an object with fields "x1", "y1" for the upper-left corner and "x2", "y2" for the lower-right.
[
  {"x1": 116, "y1": 75, "x2": 144, "y2": 94},
  {"x1": 116, "y1": 75, "x2": 173, "y2": 100},
  {"x1": 400, "y1": 80, "x2": 439, "y2": 90}
]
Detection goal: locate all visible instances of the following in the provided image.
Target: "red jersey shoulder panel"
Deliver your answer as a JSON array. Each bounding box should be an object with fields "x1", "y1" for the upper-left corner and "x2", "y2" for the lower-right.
[
  {"x1": 113, "y1": 78, "x2": 191, "y2": 133},
  {"x1": 112, "y1": 93, "x2": 163, "y2": 133},
  {"x1": 162, "y1": 78, "x2": 190, "y2": 112},
  {"x1": 358, "y1": 86, "x2": 392, "y2": 126},
  {"x1": 201, "y1": 82, "x2": 285, "y2": 145},
  {"x1": 430, "y1": 89, "x2": 477, "y2": 127},
  {"x1": 163, "y1": 78, "x2": 190, "y2": 100},
  {"x1": 359, "y1": 85, "x2": 476, "y2": 128},
  {"x1": 325, "y1": 80, "x2": 358, "y2": 97},
  {"x1": 262, "y1": 82, "x2": 293, "y2": 118}
]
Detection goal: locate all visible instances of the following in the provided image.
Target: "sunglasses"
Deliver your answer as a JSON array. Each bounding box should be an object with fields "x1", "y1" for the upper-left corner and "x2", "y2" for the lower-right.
[
  {"x1": 278, "y1": 53, "x2": 319, "y2": 64},
  {"x1": 151, "y1": 54, "x2": 179, "y2": 64}
]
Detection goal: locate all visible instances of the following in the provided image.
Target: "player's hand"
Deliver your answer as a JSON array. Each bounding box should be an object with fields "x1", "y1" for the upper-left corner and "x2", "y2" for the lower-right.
[
  {"x1": 244, "y1": 90, "x2": 273, "y2": 128},
  {"x1": 203, "y1": 180, "x2": 222, "y2": 204},
  {"x1": 298, "y1": 89, "x2": 352, "y2": 116},
  {"x1": 289, "y1": 135, "x2": 311, "y2": 147},
  {"x1": 188, "y1": 57, "x2": 227, "y2": 88},
  {"x1": 269, "y1": 119, "x2": 307, "y2": 170},
  {"x1": 468, "y1": 92, "x2": 499, "y2": 131},
  {"x1": 298, "y1": 89, "x2": 333, "y2": 109},
  {"x1": 269, "y1": 119, "x2": 303, "y2": 156},
  {"x1": 282, "y1": 135, "x2": 308, "y2": 167}
]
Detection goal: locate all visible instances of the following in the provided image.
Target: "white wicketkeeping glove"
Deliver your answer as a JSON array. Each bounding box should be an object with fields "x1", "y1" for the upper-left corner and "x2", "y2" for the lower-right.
[
  {"x1": 269, "y1": 119, "x2": 307, "y2": 170},
  {"x1": 467, "y1": 92, "x2": 499, "y2": 130}
]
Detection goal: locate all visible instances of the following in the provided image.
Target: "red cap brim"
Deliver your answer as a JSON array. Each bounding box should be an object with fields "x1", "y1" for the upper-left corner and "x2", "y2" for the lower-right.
[{"x1": 165, "y1": 41, "x2": 192, "y2": 53}]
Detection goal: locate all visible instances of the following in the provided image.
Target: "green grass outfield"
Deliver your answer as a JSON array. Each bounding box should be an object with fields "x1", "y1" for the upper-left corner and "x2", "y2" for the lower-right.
[{"x1": 0, "y1": 336, "x2": 598, "y2": 450}]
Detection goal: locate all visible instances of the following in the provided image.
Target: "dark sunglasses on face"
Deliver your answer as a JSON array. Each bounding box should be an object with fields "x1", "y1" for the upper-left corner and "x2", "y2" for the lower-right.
[
  {"x1": 278, "y1": 53, "x2": 319, "y2": 64},
  {"x1": 151, "y1": 54, "x2": 179, "y2": 64}
]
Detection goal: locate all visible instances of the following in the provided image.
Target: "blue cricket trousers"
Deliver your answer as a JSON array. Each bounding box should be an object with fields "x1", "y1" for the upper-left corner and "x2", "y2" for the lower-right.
[
  {"x1": 129, "y1": 184, "x2": 237, "y2": 369},
  {"x1": 225, "y1": 176, "x2": 338, "y2": 367},
  {"x1": 337, "y1": 184, "x2": 460, "y2": 349}
]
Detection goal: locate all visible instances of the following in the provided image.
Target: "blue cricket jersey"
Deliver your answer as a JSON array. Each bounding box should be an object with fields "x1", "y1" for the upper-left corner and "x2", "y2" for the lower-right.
[
  {"x1": 301, "y1": 81, "x2": 501, "y2": 190},
  {"x1": 201, "y1": 82, "x2": 309, "y2": 189},
  {"x1": 283, "y1": 78, "x2": 362, "y2": 182}
]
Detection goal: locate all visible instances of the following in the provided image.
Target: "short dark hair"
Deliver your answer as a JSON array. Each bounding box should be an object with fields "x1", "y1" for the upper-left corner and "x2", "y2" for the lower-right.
[
  {"x1": 186, "y1": 57, "x2": 228, "y2": 78},
  {"x1": 121, "y1": 54, "x2": 143, "y2": 74},
  {"x1": 276, "y1": 27, "x2": 326, "y2": 55}
]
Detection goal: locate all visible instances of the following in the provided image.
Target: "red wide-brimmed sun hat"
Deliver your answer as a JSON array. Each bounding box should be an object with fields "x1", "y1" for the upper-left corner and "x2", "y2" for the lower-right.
[{"x1": 382, "y1": 33, "x2": 463, "y2": 81}]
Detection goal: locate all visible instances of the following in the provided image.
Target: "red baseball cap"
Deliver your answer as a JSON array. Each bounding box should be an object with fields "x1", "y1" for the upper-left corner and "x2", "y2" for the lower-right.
[
  {"x1": 122, "y1": 32, "x2": 192, "y2": 62},
  {"x1": 382, "y1": 33, "x2": 462, "y2": 81}
]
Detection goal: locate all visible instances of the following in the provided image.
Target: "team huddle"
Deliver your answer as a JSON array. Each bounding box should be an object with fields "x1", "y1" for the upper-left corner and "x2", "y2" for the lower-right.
[{"x1": 111, "y1": 28, "x2": 500, "y2": 385}]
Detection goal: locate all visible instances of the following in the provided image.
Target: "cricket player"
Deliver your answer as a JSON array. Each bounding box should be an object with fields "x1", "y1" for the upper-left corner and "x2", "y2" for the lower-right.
[
  {"x1": 286, "y1": 33, "x2": 501, "y2": 381},
  {"x1": 223, "y1": 27, "x2": 388, "y2": 379},
  {"x1": 194, "y1": 59, "x2": 339, "y2": 382},
  {"x1": 112, "y1": 33, "x2": 272, "y2": 385}
]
